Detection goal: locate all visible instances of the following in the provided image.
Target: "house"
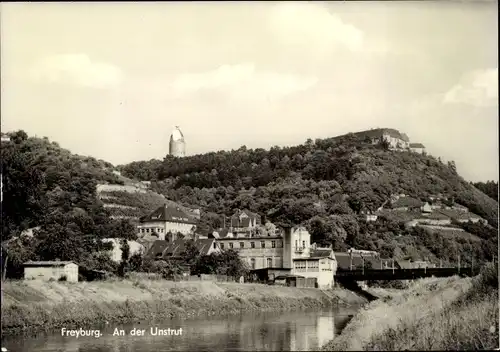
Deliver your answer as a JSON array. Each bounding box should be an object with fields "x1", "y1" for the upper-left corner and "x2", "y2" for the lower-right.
[
  {"x1": 409, "y1": 143, "x2": 426, "y2": 154},
  {"x1": 228, "y1": 209, "x2": 262, "y2": 235},
  {"x1": 145, "y1": 238, "x2": 219, "y2": 261},
  {"x1": 413, "y1": 211, "x2": 452, "y2": 226},
  {"x1": 137, "y1": 204, "x2": 198, "y2": 240},
  {"x1": 390, "y1": 196, "x2": 423, "y2": 211},
  {"x1": 334, "y1": 252, "x2": 365, "y2": 270},
  {"x1": 211, "y1": 228, "x2": 235, "y2": 239},
  {"x1": 216, "y1": 233, "x2": 284, "y2": 269},
  {"x1": 451, "y1": 204, "x2": 469, "y2": 212},
  {"x1": 395, "y1": 260, "x2": 412, "y2": 269},
  {"x1": 222, "y1": 226, "x2": 338, "y2": 287},
  {"x1": 23, "y1": 261, "x2": 79, "y2": 282},
  {"x1": 349, "y1": 128, "x2": 410, "y2": 149},
  {"x1": 137, "y1": 234, "x2": 160, "y2": 253},
  {"x1": 293, "y1": 248, "x2": 337, "y2": 289},
  {"x1": 436, "y1": 209, "x2": 487, "y2": 224},
  {"x1": 421, "y1": 202, "x2": 433, "y2": 213}
]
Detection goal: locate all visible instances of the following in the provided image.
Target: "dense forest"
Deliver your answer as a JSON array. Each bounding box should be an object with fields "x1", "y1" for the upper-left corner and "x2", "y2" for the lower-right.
[
  {"x1": 1, "y1": 131, "x2": 137, "y2": 277},
  {"x1": 472, "y1": 181, "x2": 498, "y2": 201},
  {"x1": 1, "y1": 130, "x2": 498, "y2": 277}
]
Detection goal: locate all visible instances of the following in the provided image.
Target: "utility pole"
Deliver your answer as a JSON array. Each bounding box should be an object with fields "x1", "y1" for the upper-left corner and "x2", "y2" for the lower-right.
[
  {"x1": 362, "y1": 256, "x2": 365, "y2": 276},
  {"x1": 349, "y1": 251, "x2": 353, "y2": 271},
  {"x1": 458, "y1": 255, "x2": 461, "y2": 274},
  {"x1": 440, "y1": 259, "x2": 442, "y2": 268},
  {"x1": 392, "y1": 258, "x2": 395, "y2": 275}
]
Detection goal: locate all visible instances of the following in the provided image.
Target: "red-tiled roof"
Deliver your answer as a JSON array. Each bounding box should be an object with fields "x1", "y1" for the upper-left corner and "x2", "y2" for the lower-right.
[
  {"x1": 400, "y1": 133, "x2": 410, "y2": 142},
  {"x1": 145, "y1": 240, "x2": 170, "y2": 258},
  {"x1": 163, "y1": 239, "x2": 215, "y2": 258},
  {"x1": 351, "y1": 128, "x2": 406, "y2": 140},
  {"x1": 310, "y1": 249, "x2": 333, "y2": 258},
  {"x1": 230, "y1": 209, "x2": 260, "y2": 228},
  {"x1": 409, "y1": 143, "x2": 425, "y2": 148},
  {"x1": 396, "y1": 260, "x2": 412, "y2": 269},
  {"x1": 334, "y1": 252, "x2": 364, "y2": 270},
  {"x1": 146, "y1": 239, "x2": 216, "y2": 259},
  {"x1": 141, "y1": 205, "x2": 198, "y2": 225}
]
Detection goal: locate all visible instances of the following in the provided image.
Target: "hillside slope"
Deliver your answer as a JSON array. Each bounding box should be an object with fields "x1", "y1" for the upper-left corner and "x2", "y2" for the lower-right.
[
  {"x1": 121, "y1": 131, "x2": 498, "y2": 266},
  {"x1": 0, "y1": 131, "x2": 196, "y2": 277}
]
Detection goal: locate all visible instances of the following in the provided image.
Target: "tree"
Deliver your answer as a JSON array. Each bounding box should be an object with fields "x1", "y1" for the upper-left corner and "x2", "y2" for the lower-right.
[
  {"x1": 118, "y1": 239, "x2": 130, "y2": 277},
  {"x1": 378, "y1": 137, "x2": 390, "y2": 150}
]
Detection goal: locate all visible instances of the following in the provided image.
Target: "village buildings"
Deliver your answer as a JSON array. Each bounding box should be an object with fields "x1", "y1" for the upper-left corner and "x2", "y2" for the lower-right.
[
  {"x1": 137, "y1": 204, "x2": 198, "y2": 240},
  {"x1": 409, "y1": 143, "x2": 426, "y2": 154}
]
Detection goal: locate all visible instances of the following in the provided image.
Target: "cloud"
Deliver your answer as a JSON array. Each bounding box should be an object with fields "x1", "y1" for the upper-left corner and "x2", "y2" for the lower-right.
[
  {"x1": 267, "y1": 3, "x2": 364, "y2": 53},
  {"x1": 443, "y1": 68, "x2": 498, "y2": 107},
  {"x1": 29, "y1": 54, "x2": 123, "y2": 89},
  {"x1": 170, "y1": 63, "x2": 318, "y2": 103}
]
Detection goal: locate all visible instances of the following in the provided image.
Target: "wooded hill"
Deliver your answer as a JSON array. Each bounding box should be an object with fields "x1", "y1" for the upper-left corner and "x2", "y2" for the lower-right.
[
  {"x1": 1, "y1": 130, "x2": 497, "y2": 273},
  {"x1": 119, "y1": 132, "x2": 498, "y2": 266}
]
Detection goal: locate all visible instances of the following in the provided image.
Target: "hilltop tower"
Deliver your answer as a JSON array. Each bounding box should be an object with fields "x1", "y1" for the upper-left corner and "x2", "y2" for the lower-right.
[{"x1": 169, "y1": 126, "x2": 186, "y2": 157}]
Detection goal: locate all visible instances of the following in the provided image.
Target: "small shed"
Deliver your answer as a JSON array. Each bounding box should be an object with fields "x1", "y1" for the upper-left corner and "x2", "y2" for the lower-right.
[{"x1": 23, "y1": 261, "x2": 78, "y2": 282}]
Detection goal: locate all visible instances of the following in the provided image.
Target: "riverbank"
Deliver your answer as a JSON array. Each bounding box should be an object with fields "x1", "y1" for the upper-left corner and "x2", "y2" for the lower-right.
[
  {"x1": 322, "y1": 263, "x2": 499, "y2": 351},
  {"x1": 1, "y1": 278, "x2": 367, "y2": 337}
]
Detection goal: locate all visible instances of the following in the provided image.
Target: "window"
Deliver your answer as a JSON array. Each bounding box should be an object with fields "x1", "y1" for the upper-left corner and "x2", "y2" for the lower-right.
[
  {"x1": 261, "y1": 241, "x2": 265, "y2": 248},
  {"x1": 295, "y1": 240, "x2": 298, "y2": 248},
  {"x1": 267, "y1": 258, "x2": 272, "y2": 268},
  {"x1": 240, "y1": 242, "x2": 244, "y2": 249},
  {"x1": 250, "y1": 258, "x2": 256, "y2": 269},
  {"x1": 229, "y1": 242, "x2": 234, "y2": 249},
  {"x1": 271, "y1": 240, "x2": 276, "y2": 248},
  {"x1": 146, "y1": 228, "x2": 150, "y2": 233},
  {"x1": 278, "y1": 240, "x2": 283, "y2": 248},
  {"x1": 213, "y1": 243, "x2": 217, "y2": 249},
  {"x1": 307, "y1": 260, "x2": 319, "y2": 271},
  {"x1": 251, "y1": 242, "x2": 255, "y2": 248},
  {"x1": 302, "y1": 241, "x2": 305, "y2": 248},
  {"x1": 220, "y1": 243, "x2": 225, "y2": 250},
  {"x1": 294, "y1": 261, "x2": 306, "y2": 271}
]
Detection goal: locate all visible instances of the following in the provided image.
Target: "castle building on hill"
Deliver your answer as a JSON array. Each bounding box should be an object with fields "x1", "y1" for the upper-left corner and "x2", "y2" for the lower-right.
[
  {"x1": 169, "y1": 126, "x2": 186, "y2": 157},
  {"x1": 340, "y1": 128, "x2": 426, "y2": 153}
]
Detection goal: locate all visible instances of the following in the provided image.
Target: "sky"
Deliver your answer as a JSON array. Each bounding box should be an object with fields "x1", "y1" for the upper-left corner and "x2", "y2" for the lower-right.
[{"x1": 1, "y1": 1, "x2": 498, "y2": 182}]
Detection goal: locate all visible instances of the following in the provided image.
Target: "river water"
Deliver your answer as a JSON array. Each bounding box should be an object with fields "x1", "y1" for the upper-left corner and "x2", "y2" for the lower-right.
[{"x1": 2, "y1": 307, "x2": 358, "y2": 352}]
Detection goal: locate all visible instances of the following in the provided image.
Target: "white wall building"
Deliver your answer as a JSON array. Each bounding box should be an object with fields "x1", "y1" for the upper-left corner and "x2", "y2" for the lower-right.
[
  {"x1": 23, "y1": 261, "x2": 79, "y2": 282},
  {"x1": 137, "y1": 204, "x2": 198, "y2": 240}
]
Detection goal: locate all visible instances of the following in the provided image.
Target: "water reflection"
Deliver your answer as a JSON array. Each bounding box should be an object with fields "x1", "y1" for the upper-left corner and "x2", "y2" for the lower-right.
[{"x1": 3, "y1": 308, "x2": 356, "y2": 352}]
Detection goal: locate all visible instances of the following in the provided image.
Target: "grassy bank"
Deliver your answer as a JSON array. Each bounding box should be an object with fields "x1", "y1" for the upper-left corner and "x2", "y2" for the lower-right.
[
  {"x1": 1, "y1": 279, "x2": 366, "y2": 337},
  {"x1": 322, "y1": 263, "x2": 499, "y2": 351}
]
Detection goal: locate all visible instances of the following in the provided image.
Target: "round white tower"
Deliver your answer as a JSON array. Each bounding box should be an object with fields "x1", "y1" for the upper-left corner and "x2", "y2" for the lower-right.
[{"x1": 169, "y1": 126, "x2": 186, "y2": 157}]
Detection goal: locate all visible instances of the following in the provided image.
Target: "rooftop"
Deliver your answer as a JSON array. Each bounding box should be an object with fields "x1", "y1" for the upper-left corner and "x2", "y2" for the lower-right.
[
  {"x1": 23, "y1": 261, "x2": 75, "y2": 267},
  {"x1": 141, "y1": 204, "x2": 198, "y2": 225},
  {"x1": 410, "y1": 143, "x2": 426, "y2": 148}
]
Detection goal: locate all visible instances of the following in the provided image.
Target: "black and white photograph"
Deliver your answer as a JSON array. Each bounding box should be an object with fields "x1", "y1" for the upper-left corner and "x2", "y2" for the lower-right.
[{"x1": 1, "y1": 1, "x2": 498, "y2": 351}]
